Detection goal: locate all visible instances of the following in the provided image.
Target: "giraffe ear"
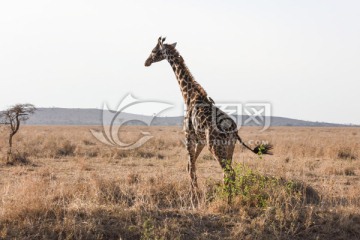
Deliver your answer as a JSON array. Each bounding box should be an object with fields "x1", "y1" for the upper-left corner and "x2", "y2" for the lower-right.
[
  {"x1": 162, "y1": 37, "x2": 166, "y2": 43},
  {"x1": 170, "y1": 42, "x2": 177, "y2": 48}
]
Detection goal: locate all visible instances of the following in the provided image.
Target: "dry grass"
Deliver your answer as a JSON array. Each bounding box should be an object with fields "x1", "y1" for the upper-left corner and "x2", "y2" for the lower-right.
[{"x1": 0, "y1": 126, "x2": 359, "y2": 239}]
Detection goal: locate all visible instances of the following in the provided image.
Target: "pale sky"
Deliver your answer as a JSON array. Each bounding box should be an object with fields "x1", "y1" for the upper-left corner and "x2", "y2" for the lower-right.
[{"x1": 1, "y1": 0, "x2": 359, "y2": 124}]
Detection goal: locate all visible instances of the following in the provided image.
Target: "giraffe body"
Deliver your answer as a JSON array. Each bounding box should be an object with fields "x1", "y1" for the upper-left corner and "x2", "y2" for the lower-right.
[{"x1": 145, "y1": 37, "x2": 272, "y2": 197}]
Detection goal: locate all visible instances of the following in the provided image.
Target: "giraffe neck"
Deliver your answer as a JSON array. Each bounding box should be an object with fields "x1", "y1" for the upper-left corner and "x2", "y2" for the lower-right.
[{"x1": 165, "y1": 50, "x2": 208, "y2": 108}]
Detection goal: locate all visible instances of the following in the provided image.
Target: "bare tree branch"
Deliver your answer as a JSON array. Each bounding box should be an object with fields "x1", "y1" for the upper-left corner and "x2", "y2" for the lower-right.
[{"x1": 0, "y1": 103, "x2": 36, "y2": 164}]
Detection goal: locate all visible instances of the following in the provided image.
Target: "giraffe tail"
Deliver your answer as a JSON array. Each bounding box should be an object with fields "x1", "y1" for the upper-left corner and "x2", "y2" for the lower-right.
[{"x1": 236, "y1": 134, "x2": 273, "y2": 155}]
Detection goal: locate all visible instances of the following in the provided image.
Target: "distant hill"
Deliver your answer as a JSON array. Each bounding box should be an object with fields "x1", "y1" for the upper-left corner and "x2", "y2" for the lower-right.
[{"x1": 20, "y1": 108, "x2": 355, "y2": 127}]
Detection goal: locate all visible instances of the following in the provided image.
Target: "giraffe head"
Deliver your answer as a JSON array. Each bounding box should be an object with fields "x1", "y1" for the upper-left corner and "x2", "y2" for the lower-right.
[{"x1": 145, "y1": 37, "x2": 177, "y2": 67}]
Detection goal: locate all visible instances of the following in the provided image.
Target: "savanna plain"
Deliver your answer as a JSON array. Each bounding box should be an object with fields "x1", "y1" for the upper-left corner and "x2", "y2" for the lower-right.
[{"x1": 0, "y1": 125, "x2": 359, "y2": 239}]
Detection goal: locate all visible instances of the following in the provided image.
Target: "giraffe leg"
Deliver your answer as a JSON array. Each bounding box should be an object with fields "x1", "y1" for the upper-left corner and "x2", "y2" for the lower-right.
[
  {"x1": 185, "y1": 132, "x2": 205, "y2": 207},
  {"x1": 224, "y1": 140, "x2": 236, "y2": 186},
  {"x1": 187, "y1": 142, "x2": 205, "y2": 189},
  {"x1": 209, "y1": 140, "x2": 236, "y2": 203},
  {"x1": 185, "y1": 131, "x2": 205, "y2": 189}
]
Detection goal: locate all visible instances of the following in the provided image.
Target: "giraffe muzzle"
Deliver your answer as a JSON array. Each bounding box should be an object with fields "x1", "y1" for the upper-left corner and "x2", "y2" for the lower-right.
[{"x1": 144, "y1": 58, "x2": 152, "y2": 67}]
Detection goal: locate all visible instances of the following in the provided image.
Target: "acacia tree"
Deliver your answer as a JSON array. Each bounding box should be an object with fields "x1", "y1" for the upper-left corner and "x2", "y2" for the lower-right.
[{"x1": 0, "y1": 104, "x2": 36, "y2": 163}]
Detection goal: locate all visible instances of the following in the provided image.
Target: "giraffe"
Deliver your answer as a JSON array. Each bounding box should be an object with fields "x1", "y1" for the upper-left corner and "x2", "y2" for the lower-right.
[{"x1": 145, "y1": 37, "x2": 272, "y2": 201}]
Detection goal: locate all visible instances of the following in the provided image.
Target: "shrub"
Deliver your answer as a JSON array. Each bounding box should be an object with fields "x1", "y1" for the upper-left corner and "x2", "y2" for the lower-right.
[
  {"x1": 344, "y1": 167, "x2": 356, "y2": 176},
  {"x1": 338, "y1": 148, "x2": 357, "y2": 160},
  {"x1": 7, "y1": 151, "x2": 31, "y2": 165},
  {"x1": 83, "y1": 139, "x2": 96, "y2": 146},
  {"x1": 218, "y1": 164, "x2": 319, "y2": 208},
  {"x1": 56, "y1": 140, "x2": 76, "y2": 157}
]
